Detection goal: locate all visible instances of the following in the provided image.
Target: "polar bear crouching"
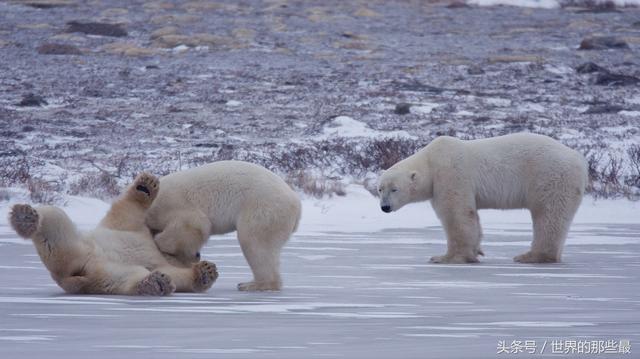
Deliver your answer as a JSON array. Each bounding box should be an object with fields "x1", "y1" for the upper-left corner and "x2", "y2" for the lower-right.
[
  {"x1": 9, "y1": 173, "x2": 218, "y2": 295},
  {"x1": 378, "y1": 133, "x2": 588, "y2": 264},
  {"x1": 146, "y1": 161, "x2": 302, "y2": 291}
]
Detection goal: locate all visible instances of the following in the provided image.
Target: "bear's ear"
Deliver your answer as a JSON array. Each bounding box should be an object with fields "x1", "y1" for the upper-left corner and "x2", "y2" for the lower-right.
[{"x1": 410, "y1": 171, "x2": 417, "y2": 182}]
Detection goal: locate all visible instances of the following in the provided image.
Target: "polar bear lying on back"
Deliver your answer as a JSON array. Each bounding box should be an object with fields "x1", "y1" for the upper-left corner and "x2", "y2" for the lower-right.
[
  {"x1": 9, "y1": 173, "x2": 218, "y2": 295},
  {"x1": 378, "y1": 133, "x2": 588, "y2": 264},
  {"x1": 146, "y1": 161, "x2": 301, "y2": 291}
]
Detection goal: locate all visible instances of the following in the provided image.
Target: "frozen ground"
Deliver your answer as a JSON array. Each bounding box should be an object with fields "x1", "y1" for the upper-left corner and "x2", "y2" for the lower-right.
[{"x1": 0, "y1": 190, "x2": 638, "y2": 358}]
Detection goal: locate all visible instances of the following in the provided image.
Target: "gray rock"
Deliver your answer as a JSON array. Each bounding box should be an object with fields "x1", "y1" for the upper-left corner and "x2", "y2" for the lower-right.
[
  {"x1": 17, "y1": 93, "x2": 48, "y2": 107},
  {"x1": 37, "y1": 43, "x2": 81, "y2": 55},
  {"x1": 579, "y1": 36, "x2": 629, "y2": 50},
  {"x1": 584, "y1": 104, "x2": 624, "y2": 114},
  {"x1": 66, "y1": 21, "x2": 127, "y2": 37},
  {"x1": 394, "y1": 103, "x2": 412, "y2": 115},
  {"x1": 595, "y1": 72, "x2": 640, "y2": 86}
]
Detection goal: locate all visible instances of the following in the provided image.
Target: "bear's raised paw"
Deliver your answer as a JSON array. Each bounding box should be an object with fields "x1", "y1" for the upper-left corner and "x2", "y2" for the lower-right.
[
  {"x1": 193, "y1": 261, "x2": 218, "y2": 292},
  {"x1": 130, "y1": 172, "x2": 159, "y2": 205},
  {"x1": 10, "y1": 204, "x2": 39, "y2": 239}
]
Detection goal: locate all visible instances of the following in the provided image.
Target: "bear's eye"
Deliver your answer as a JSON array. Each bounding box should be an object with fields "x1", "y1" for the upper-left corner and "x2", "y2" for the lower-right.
[
  {"x1": 391, "y1": 189, "x2": 398, "y2": 193},
  {"x1": 378, "y1": 188, "x2": 382, "y2": 192}
]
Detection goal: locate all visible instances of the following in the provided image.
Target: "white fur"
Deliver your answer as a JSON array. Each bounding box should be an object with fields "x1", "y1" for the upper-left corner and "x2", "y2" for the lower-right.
[
  {"x1": 146, "y1": 161, "x2": 302, "y2": 291},
  {"x1": 378, "y1": 133, "x2": 588, "y2": 264}
]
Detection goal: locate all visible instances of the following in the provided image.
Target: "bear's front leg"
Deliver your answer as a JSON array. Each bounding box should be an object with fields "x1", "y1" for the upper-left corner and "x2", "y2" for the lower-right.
[
  {"x1": 127, "y1": 172, "x2": 159, "y2": 207},
  {"x1": 100, "y1": 172, "x2": 160, "y2": 231},
  {"x1": 431, "y1": 200, "x2": 482, "y2": 264}
]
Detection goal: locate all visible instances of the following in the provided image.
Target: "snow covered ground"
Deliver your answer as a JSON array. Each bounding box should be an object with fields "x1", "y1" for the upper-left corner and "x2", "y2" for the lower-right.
[{"x1": 0, "y1": 189, "x2": 638, "y2": 358}]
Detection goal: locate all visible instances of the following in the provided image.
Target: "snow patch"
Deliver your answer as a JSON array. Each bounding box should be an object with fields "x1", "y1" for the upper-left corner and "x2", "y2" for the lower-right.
[
  {"x1": 319, "y1": 116, "x2": 416, "y2": 140},
  {"x1": 468, "y1": 0, "x2": 560, "y2": 9}
]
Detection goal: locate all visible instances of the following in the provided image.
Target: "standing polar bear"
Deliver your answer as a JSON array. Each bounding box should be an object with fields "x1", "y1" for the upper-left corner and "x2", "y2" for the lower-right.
[
  {"x1": 378, "y1": 133, "x2": 587, "y2": 264},
  {"x1": 9, "y1": 173, "x2": 218, "y2": 295},
  {"x1": 146, "y1": 161, "x2": 301, "y2": 291}
]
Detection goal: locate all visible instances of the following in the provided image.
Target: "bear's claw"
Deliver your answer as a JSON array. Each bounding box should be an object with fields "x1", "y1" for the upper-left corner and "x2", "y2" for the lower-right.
[
  {"x1": 136, "y1": 271, "x2": 175, "y2": 296},
  {"x1": 193, "y1": 261, "x2": 218, "y2": 292},
  {"x1": 10, "y1": 204, "x2": 39, "y2": 238}
]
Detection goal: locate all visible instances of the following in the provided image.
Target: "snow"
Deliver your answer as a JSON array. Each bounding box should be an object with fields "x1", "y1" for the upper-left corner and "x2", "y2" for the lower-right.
[
  {"x1": 467, "y1": 0, "x2": 560, "y2": 9},
  {"x1": 319, "y1": 116, "x2": 416, "y2": 140},
  {"x1": 0, "y1": 188, "x2": 638, "y2": 358}
]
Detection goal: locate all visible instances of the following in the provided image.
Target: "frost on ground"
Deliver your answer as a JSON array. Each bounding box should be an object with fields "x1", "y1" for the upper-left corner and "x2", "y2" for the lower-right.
[
  {"x1": 0, "y1": 190, "x2": 638, "y2": 358},
  {"x1": 1, "y1": 0, "x2": 640, "y2": 203}
]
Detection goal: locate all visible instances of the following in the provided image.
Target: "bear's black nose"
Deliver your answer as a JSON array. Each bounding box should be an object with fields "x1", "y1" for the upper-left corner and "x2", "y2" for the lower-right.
[
  {"x1": 195, "y1": 252, "x2": 201, "y2": 260},
  {"x1": 381, "y1": 205, "x2": 391, "y2": 213}
]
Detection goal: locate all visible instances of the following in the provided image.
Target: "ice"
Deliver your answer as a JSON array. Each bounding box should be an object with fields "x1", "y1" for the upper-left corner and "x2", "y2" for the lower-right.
[{"x1": 0, "y1": 188, "x2": 639, "y2": 358}]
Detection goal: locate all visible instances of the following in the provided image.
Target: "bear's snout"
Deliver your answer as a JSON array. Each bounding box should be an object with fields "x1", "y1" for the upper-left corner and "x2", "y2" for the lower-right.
[{"x1": 381, "y1": 205, "x2": 392, "y2": 213}]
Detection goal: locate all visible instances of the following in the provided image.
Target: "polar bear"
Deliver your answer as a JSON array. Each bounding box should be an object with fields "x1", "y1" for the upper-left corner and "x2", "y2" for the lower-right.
[
  {"x1": 377, "y1": 133, "x2": 588, "y2": 264},
  {"x1": 8, "y1": 173, "x2": 218, "y2": 295},
  {"x1": 145, "y1": 161, "x2": 301, "y2": 291}
]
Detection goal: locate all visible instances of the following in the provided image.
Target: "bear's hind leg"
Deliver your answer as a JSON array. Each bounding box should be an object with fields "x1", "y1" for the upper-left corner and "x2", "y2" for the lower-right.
[
  {"x1": 99, "y1": 262, "x2": 175, "y2": 296},
  {"x1": 9, "y1": 204, "x2": 40, "y2": 239},
  {"x1": 514, "y1": 209, "x2": 574, "y2": 264},
  {"x1": 236, "y1": 226, "x2": 287, "y2": 291},
  {"x1": 513, "y1": 198, "x2": 581, "y2": 263}
]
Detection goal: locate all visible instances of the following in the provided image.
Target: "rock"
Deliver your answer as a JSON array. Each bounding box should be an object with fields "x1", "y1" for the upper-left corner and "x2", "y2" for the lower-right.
[
  {"x1": 575, "y1": 62, "x2": 607, "y2": 74},
  {"x1": 575, "y1": 2, "x2": 619, "y2": 13},
  {"x1": 447, "y1": 1, "x2": 470, "y2": 8},
  {"x1": 579, "y1": 36, "x2": 629, "y2": 50},
  {"x1": 37, "y1": 43, "x2": 81, "y2": 55},
  {"x1": 20, "y1": 0, "x2": 72, "y2": 9},
  {"x1": 394, "y1": 103, "x2": 412, "y2": 115},
  {"x1": 66, "y1": 21, "x2": 127, "y2": 37},
  {"x1": 17, "y1": 93, "x2": 48, "y2": 107},
  {"x1": 584, "y1": 104, "x2": 624, "y2": 114},
  {"x1": 467, "y1": 65, "x2": 485, "y2": 75},
  {"x1": 595, "y1": 72, "x2": 640, "y2": 86}
]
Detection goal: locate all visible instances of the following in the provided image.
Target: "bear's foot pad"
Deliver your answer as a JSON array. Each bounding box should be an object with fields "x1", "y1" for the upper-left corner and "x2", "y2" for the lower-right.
[
  {"x1": 136, "y1": 271, "x2": 175, "y2": 296},
  {"x1": 237, "y1": 281, "x2": 281, "y2": 292},
  {"x1": 131, "y1": 172, "x2": 159, "y2": 204},
  {"x1": 193, "y1": 261, "x2": 218, "y2": 292},
  {"x1": 10, "y1": 204, "x2": 39, "y2": 238}
]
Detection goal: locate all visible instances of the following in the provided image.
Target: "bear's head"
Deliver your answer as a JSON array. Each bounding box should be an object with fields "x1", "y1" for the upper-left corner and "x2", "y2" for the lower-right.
[{"x1": 377, "y1": 169, "x2": 421, "y2": 213}]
